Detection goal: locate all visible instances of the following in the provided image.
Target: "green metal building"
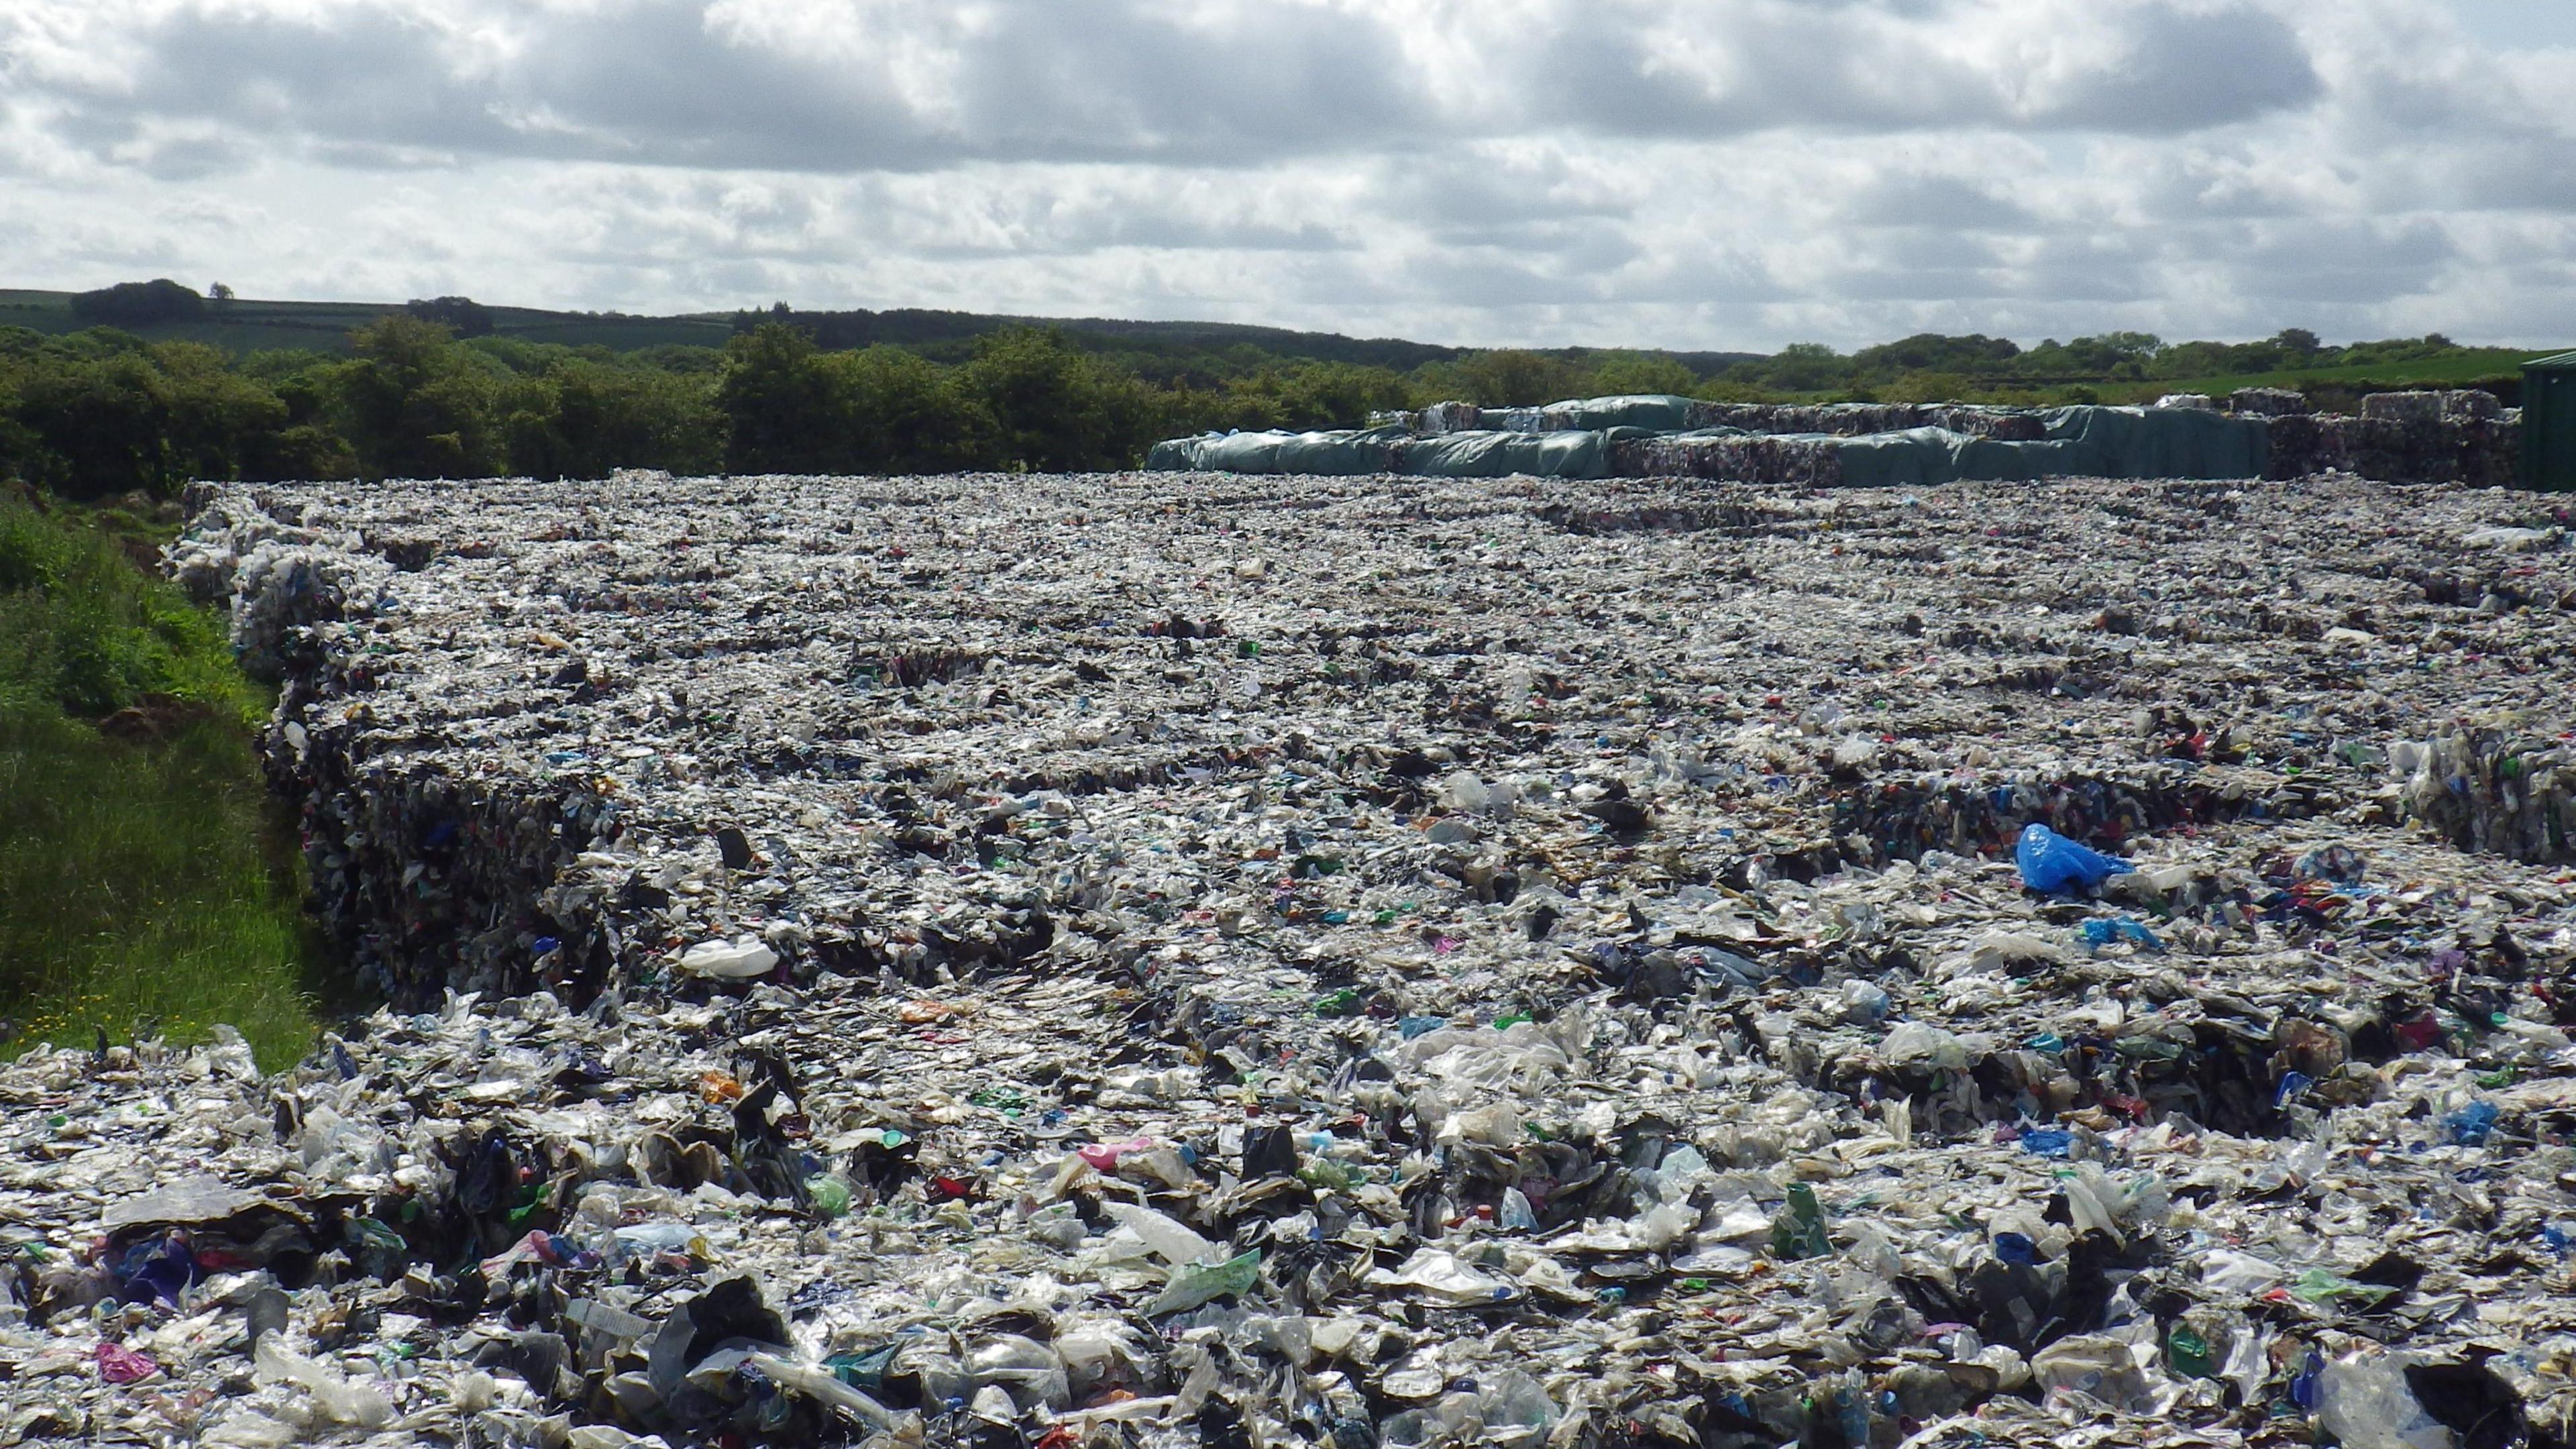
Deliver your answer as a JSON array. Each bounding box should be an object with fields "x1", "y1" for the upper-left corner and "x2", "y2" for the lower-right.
[{"x1": 2524, "y1": 351, "x2": 2576, "y2": 491}]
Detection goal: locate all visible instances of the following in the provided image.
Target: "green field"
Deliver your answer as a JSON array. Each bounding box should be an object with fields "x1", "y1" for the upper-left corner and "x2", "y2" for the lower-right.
[
  {"x1": 482, "y1": 307, "x2": 736, "y2": 352},
  {"x1": 0, "y1": 288, "x2": 736, "y2": 358}
]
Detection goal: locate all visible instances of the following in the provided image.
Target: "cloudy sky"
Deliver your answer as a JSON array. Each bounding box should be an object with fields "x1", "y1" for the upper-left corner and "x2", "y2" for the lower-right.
[{"x1": 5, "y1": 0, "x2": 2575, "y2": 351}]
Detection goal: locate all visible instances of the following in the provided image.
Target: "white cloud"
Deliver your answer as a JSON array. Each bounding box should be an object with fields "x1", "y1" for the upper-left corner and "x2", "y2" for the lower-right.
[{"x1": 0, "y1": 0, "x2": 2569, "y2": 347}]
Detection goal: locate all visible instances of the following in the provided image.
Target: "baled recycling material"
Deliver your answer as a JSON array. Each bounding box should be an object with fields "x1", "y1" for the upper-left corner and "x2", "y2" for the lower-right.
[
  {"x1": 1148, "y1": 427, "x2": 1634, "y2": 480},
  {"x1": 1405, "y1": 398, "x2": 2053, "y2": 441},
  {"x1": 1158, "y1": 392, "x2": 2514, "y2": 486},
  {"x1": 7, "y1": 470, "x2": 2576, "y2": 1448}
]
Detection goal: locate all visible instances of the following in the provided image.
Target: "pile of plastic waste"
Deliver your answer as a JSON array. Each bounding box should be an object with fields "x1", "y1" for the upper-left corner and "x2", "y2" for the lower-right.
[{"x1": 5, "y1": 470, "x2": 2574, "y2": 1447}]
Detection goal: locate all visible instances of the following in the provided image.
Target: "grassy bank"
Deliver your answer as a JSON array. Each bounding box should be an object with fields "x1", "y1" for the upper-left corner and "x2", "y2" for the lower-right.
[{"x1": 0, "y1": 490, "x2": 327, "y2": 1069}]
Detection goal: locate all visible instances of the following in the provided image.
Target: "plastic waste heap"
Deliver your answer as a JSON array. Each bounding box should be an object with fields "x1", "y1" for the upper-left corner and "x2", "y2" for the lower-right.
[{"x1": 3, "y1": 466, "x2": 2571, "y2": 1448}]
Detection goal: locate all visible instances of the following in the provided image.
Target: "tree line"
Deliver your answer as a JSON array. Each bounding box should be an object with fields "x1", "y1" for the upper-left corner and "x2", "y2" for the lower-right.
[
  {"x1": 0, "y1": 319, "x2": 1174, "y2": 498},
  {"x1": 0, "y1": 302, "x2": 2527, "y2": 501},
  {"x1": 1724, "y1": 329, "x2": 2489, "y2": 398},
  {"x1": 0, "y1": 315, "x2": 1762, "y2": 498}
]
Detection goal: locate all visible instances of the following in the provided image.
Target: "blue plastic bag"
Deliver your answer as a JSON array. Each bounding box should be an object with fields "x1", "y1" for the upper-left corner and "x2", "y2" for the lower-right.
[
  {"x1": 2445, "y1": 1100, "x2": 2500, "y2": 1146},
  {"x1": 2015, "y1": 824, "x2": 2133, "y2": 894},
  {"x1": 2080, "y1": 916, "x2": 2165, "y2": 952},
  {"x1": 2017, "y1": 1128, "x2": 2076, "y2": 1158}
]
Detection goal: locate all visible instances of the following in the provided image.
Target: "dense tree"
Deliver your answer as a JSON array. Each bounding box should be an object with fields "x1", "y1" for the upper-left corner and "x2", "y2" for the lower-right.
[
  {"x1": 150, "y1": 343, "x2": 294, "y2": 485},
  {"x1": 1751, "y1": 343, "x2": 1853, "y2": 392},
  {"x1": 245, "y1": 425, "x2": 359, "y2": 482},
  {"x1": 0, "y1": 373, "x2": 26, "y2": 485},
  {"x1": 1160, "y1": 383, "x2": 1289, "y2": 439},
  {"x1": 953, "y1": 329, "x2": 1159, "y2": 472},
  {"x1": 1449, "y1": 350, "x2": 1582, "y2": 407},
  {"x1": 3, "y1": 335, "x2": 346, "y2": 494},
  {"x1": 1877, "y1": 370, "x2": 1977, "y2": 404},
  {"x1": 12, "y1": 350, "x2": 180, "y2": 499},
  {"x1": 68, "y1": 280, "x2": 206, "y2": 327},
  {"x1": 717, "y1": 324, "x2": 841, "y2": 474},
  {"x1": 628, "y1": 343, "x2": 725, "y2": 376},
  {"x1": 1267, "y1": 362, "x2": 1415, "y2": 429},
  {"x1": 336, "y1": 316, "x2": 504, "y2": 478},
  {"x1": 1579, "y1": 352, "x2": 1701, "y2": 398},
  {"x1": 405, "y1": 296, "x2": 496, "y2": 338},
  {"x1": 2023, "y1": 333, "x2": 2164, "y2": 378},
  {"x1": 832, "y1": 347, "x2": 991, "y2": 474},
  {"x1": 1852, "y1": 333, "x2": 2021, "y2": 378},
  {"x1": 506, "y1": 360, "x2": 726, "y2": 478}
]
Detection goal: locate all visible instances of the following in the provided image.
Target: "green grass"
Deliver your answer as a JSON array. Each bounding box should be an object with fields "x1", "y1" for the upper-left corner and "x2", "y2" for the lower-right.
[
  {"x1": 0, "y1": 492, "x2": 330, "y2": 1070},
  {"x1": 0, "y1": 290, "x2": 399, "y2": 356},
  {"x1": 0, "y1": 707, "x2": 327, "y2": 1069},
  {"x1": 0, "y1": 500, "x2": 262, "y2": 718}
]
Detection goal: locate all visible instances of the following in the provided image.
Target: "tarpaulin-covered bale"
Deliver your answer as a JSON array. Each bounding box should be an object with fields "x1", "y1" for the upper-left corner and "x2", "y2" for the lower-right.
[
  {"x1": 1780, "y1": 412, "x2": 2267, "y2": 488},
  {"x1": 1408, "y1": 398, "x2": 2049, "y2": 441},
  {"x1": 1144, "y1": 434, "x2": 1242, "y2": 472},
  {"x1": 1818, "y1": 428, "x2": 1979, "y2": 489},
  {"x1": 1277, "y1": 426, "x2": 1409, "y2": 474},
  {"x1": 1951, "y1": 433, "x2": 2094, "y2": 482},
  {"x1": 1690, "y1": 402, "x2": 2048, "y2": 440},
  {"x1": 1929, "y1": 406, "x2": 2051, "y2": 441},
  {"x1": 1146, "y1": 427, "x2": 1407, "y2": 476},
  {"x1": 1530, "y1": 394, "x2": 1708, "y2": 432},
  {"x1": 1418, "y1": 399, "x2": 1699, "y2": 434},
  {"x1": 1393, "y1": 428, "x2": 1620, "y2": 478},
  {"x1": 1143, "y1": 431, "x2": 1279, "y2": 473},
  {"x1": 1147, "y1": 392, "x2": 2522, "y2": 486},
  {"x1": 2034, "y1": 405, "x2": 2271, "y2": 480}
]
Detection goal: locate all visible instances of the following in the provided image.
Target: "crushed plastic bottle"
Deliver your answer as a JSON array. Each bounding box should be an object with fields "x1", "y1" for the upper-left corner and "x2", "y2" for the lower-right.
[
  {"x1": 252, "y1": 1338, "x2": 394, "y2": 1430},
  {"x1": 2318, "y1": 1352, "x2": 2458, "y2": 1449}
]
